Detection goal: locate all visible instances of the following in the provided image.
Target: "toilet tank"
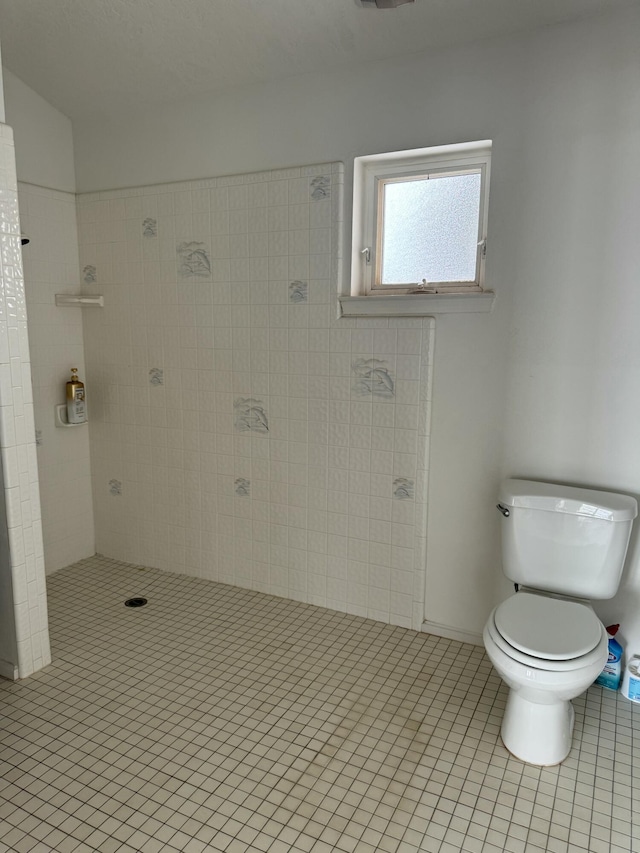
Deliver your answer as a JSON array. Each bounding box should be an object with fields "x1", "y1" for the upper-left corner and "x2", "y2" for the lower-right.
[{"x1": 498, "y1": 479, "x2": 637, "y2": 599}]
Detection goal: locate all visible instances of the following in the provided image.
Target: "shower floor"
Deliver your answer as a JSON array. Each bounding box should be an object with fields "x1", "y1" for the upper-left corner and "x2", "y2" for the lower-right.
[{"x1": 0, "y1": 556, "x2": 637, "y2": 853}]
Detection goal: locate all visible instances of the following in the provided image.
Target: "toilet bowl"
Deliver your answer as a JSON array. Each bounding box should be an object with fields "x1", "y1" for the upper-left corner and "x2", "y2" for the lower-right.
[
  {"x1": 483, "y1": 591, "x2": 608, "y2": 765},
  {"x1": 485, "y1": 479, "x2": 636, "y2": 766}
]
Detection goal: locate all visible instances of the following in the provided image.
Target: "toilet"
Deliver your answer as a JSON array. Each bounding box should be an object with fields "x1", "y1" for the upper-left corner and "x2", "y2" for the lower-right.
[{"x1": 483, "y1": 479, "x2": 637, "y2": 766}]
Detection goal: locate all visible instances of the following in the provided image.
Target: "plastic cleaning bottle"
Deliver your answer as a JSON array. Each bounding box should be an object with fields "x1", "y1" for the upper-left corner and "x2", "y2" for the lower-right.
[
  {"x1": 595, "y1": 624, "x2": 623, "y2": 690},
  {"x1": 66, "y1": 368, "x2": 86, "y2": 424},
  {"x1": 621, "y1": 655, "x2": 640, "y2": 703}
]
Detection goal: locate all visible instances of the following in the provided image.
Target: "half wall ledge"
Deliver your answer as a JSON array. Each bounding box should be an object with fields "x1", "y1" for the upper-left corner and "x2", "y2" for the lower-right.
[{"x1": 339, "y1": 291, "x2": 495, "y2": 317}]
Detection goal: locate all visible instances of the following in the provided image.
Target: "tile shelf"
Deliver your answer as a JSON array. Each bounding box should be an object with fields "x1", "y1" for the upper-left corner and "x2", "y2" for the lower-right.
[
  {"x1": 55, "y1": 293, "x2": 104, "y2": 308},
  {"x1": 339, "y1": 291, "x2": 495, "y2": 317}
]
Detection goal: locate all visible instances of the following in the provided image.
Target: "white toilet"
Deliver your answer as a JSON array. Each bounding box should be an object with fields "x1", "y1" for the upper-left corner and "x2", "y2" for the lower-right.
[{"x1": 483, "y1": 478, "x2": 637, "y2": 766}]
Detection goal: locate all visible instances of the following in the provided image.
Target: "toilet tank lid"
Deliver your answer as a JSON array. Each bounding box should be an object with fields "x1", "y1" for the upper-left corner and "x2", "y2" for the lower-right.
[{"x1": 499, "y1": 479, "x2": 638, "y2": 522}]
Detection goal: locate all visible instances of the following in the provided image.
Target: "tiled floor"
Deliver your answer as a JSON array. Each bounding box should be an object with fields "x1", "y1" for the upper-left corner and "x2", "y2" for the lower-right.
[{"x1": 0, "y1": 556, "x2": 638, "y2": 853}]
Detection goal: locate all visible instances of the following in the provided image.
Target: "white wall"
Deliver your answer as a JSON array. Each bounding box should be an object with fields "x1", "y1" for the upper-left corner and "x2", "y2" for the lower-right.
[
  {"x1": 18, "y1": 184, "x2": 94, "y2": 573},
  {"x1": 3, "y1": 68, "x2": 76, "y2": 192},
  {"x1": 502, "y1": 10, "x2": 640, "y2": 650},
  {"x1": 73, "y1": 34, "x2": 528, "y2": 194},
  {"x1": 67, "y1": 4, "x2": 640, "y2": 648}
]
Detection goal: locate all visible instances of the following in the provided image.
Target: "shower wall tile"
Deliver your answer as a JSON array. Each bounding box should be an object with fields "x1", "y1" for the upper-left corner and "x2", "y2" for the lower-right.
[
  {"x1": 0, "y1": 125, "x2": 50, "y2": 678},
  {"x1": 77, "y1": 163, "x2": 434, "y2": 629},
  {"x1": 18, "y1": 183, "x2": 95, "y2": 573}
]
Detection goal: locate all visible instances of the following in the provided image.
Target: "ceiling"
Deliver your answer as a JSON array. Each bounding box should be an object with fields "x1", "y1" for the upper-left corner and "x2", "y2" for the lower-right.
[{"x1": 0, "y1": 0, "x2": 634, "y2": 120}]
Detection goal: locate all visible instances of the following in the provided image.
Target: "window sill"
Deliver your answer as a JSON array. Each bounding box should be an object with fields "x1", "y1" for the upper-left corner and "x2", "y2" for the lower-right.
[{"x1": 339, "y1": 291, "x2": 495, "y2": 317}]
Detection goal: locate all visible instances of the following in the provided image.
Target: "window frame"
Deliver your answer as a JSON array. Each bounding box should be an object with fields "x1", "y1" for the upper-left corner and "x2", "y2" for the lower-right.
[{"x1": 351, "y1": 141, "x2": 492, "y2": 298}]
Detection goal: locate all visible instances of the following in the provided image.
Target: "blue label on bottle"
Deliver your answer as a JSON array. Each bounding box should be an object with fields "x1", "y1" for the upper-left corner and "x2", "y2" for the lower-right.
[
  {"x1": 607, "y1": 637, "x2": 622, "y2": 663},
  {"x1": 596, "y1": 670, "x2": 621, "y2": 690}
]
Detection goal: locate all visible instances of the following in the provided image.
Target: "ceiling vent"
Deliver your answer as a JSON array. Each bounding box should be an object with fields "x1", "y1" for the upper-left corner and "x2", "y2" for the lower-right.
[{"x1": 357, "y1": 0, "x2": 415, "y2": 8}]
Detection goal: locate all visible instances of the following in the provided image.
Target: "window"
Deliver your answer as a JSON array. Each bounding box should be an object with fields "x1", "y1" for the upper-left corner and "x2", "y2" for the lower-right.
[{"x1": 350, "y1": 141, "x2": 491, "y2": 297}]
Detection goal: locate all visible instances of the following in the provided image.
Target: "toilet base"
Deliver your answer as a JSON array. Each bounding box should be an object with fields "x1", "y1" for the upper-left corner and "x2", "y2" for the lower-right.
[{"x1": 501, "y1": 691, "x2": 575, "y2": 766}]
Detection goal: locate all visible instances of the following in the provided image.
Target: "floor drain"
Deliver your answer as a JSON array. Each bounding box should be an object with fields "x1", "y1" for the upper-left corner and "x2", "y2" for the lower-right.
[{"x1": 124, "y1": 597, "x2": 148, "y2": 608}]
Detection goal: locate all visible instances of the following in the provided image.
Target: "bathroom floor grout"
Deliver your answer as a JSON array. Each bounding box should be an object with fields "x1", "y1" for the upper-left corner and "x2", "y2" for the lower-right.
[{"x1": 0, "y1": 554, "x2": 638, "y2": 853}]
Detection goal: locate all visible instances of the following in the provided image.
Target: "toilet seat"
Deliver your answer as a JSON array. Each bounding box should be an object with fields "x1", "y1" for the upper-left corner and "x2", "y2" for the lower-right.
[
  {"x1": 486, "y1": 615, "x2": 605, "y2": 672},
  {"x1": 494, "y1": 593, "x2": 603, "y2": 660},
  {"x1": 489, "y1": 594, "x2": 605, "y2": 672}
]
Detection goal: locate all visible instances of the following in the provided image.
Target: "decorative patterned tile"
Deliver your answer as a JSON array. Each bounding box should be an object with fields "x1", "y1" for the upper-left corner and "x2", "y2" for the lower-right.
[
  {"x1": 310, "y1": 175, "x2": 331, "y2": 200},
  {"x1": 393, "y1": 477, "x2": 415, "y2": 500},
  {"x1": 234, "y1": 477, "x2": 250, "y2": 496},
  {"x1": 177, "y1": 241, "x2": 211, "y2": 277},
  {"x1": 142, "y1": 216, "x2": 157, "y2": 237},
  {"x1": 234, "y1": 397, "x2": 269, "y2": 433},
  {"x1": 289, "y1": 279, "x2": 308, "y2": 303},
  {"x1": 352, "y1": 358, "x2": 395, "y2": 399},
  {"x1": 148, "y1": 367, "x2": 163, "y2": 386}
]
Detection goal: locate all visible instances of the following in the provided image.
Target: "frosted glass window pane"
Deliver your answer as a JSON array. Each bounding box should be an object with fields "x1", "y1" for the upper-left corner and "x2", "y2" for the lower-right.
[{"x1": 380, "y1": 173, "x2": 481, "y2": 285}]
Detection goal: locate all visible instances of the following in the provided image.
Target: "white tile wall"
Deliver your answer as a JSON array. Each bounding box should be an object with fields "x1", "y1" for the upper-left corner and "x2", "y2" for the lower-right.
[
  {"x1": 77, "y1": 163, "x2": 434, "y2": 629},
  {"x1": 0, "y1": 124, "x2": 50, "y2": 677},
  {"x1": 18, "y1": 183, "x2": 95, "y2": 573}
]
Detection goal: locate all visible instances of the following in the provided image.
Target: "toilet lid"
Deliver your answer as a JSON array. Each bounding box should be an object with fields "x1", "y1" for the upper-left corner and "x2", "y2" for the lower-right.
[{"x1": 494, "y1": 593, "x2": 602, "y2": 661}]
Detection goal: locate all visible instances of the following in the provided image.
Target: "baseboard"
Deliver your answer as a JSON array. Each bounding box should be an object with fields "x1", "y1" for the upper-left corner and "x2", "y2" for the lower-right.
[
  {"x1": 0, "y1": 658, "x2": 18, "y2": 680},
  {"x1": 421, "y1": 619, "x2": 483, "y2": 647}
]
